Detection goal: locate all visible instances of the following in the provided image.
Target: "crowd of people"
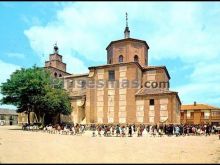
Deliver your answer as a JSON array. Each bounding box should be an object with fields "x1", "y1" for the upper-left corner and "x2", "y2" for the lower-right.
[
  {"x1": 22, "y1": 122, "x2": 220, "y2": 138},
  {"x1": 43, "y1": 123, "x2": 86, "y2": 135},
  {"x1": 90, "y1": 123, "x2": 219, "y2": 137}
]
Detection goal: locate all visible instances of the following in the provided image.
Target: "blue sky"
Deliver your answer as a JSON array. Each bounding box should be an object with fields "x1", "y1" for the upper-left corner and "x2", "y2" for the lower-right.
[{"x1": 0, "y1": 2, "x2": 220, "y2": 109}]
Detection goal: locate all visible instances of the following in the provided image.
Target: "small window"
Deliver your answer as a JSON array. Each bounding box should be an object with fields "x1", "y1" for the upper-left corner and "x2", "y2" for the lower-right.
[
  {"x1": 119, "y1": 55, "x2": 123, "y2": 63},
  {"x1": 190, "y1": 112, "x2": 194, "y2": 118},
  {"x1": 54, "y1": 72, "x2": 57, "y2": 77},
  {"x1": 0, "y1": 115, "x2": 5, "y2": 120},
  {"x1": 134, "y1": 55, "x2": 139, "y2": 62},
  {"x1": 59, "y1": 74, "x2": 62, "y2": 77},
  {"x1": 81, "y1": 80, "x2": 86, "y2": 88},
  {"x1": 68, "y1": 80, "x2": 73, "y2": 88},
  {"x1": 181, "y1": 112, "x2": 184, "y2": 118},
  {"x1": 108, "y1": 70, "x2": 115, "y2": 81},
  {"x1": 201, "y1": 112, "x2": 204, "y2": 118},
  {"x1": 150, "y1": 99, "x2": 154, "y2": 106}
]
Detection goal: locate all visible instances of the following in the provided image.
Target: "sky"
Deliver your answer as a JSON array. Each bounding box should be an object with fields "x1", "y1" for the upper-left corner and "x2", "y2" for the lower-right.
[{"x1": 0, "y1": 2, "x2": 220, "y2": 109}]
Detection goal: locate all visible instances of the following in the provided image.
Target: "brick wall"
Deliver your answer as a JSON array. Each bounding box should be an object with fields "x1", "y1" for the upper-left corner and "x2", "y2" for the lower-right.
[{"x1": 107, "y1": 40, "x2": 148, "y2": 66}]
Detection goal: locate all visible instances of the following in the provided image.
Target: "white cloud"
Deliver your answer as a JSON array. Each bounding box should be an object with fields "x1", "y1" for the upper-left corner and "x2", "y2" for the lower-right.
[
  {"x1": 174, "y1": 82, "x2": 220, "y2": 106},
  {"x1": 24, "y1": 2, "x2": 220, "y2": 106},
  {"x1": 172, "y1": 62, "x2": 220, "y2": 107},
  {"x1": 0, "y1": 60, "x2": 21, "y2": 109},
  {"x1": 0, "y1": 60, "x2": 21, "y2": 84},
  {"x1": 0, "y1": 93, "x2": 16, "y2": 110},
  {"x1": 190, "y1": 63, "x2": 220, "y2": 82},
  {"x1": 24, "y1": 2, "x2": 120, "y2": 63},
  {"x1": 21, "y1": 15, "x2": 41, "y2": 26},
  {"x1": 149, "y1": 6, "x2": 220, "y2": 63},
  {"x1": 6, "y1": 52, "x2": 25, "y2": 59},
  {"x1": 64, "y1": 53, "x2": 89, "y2": 74},
  {"x1": 24, "y1": 2, "x2": 220, "y2": 64}
]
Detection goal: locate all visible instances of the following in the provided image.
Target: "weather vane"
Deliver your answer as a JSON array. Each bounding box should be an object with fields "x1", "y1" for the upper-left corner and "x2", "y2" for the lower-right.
[{"x1": 54, "y1": 41, "x2": 58, "y2": 53}]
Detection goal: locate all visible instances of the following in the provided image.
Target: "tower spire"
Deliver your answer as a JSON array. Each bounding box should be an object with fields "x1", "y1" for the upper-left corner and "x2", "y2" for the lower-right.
[
  {"x1": 126, "y1": 12, "x2": 128, "y2": 27},
  {"x1": 124, "y1": 12, "x2": 130, "y2": 39}
]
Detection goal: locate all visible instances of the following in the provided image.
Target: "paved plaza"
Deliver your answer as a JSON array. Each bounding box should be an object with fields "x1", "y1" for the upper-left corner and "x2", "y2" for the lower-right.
[{"x1": 0, "y1": 126, "x2": 219, "y2": 163}]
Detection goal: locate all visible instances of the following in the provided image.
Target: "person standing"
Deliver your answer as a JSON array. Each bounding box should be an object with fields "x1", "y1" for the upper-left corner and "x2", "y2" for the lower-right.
[
  {"x1": 187, "y1": 125, "x2": 190, "y2": 136},
  {"x1": 121, "y1": 125, "x2": 125, "y2": 137},
  {"x1": 206, "y1": 124, "x2": 211, "y2": 136},
  {"x1": 128, "y1": 125, "x2": 132, "y2": 137},
  {"x1": 112, "y1": 125, "x2": 115, "y2": 136},
  {"x1": 137, "y1": 126, "x2": 141, "y2": 137},
  {"x1": 98, "y1": 125, "x2": 102, "y2": 137},
  {"x1": 175, "y1": 125, "x2": 180, "y2": 137},
  {"x1": 179, "y1": 124, "x2": 183, "y2": 136},
  {"x1": 133, "y1": 124, "x2": 136, "y2": 133},
  {"x1": 116, "y1": 125, "x2": 120, "y2": 137}
]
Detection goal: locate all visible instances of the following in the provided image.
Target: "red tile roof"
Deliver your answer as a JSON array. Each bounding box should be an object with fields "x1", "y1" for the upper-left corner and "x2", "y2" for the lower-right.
[
  {"x1": 142, "y1": 65, "x2": 171, "y2": 79},
  {"x1": 0, "y1": 108, "x2": 17, "y2": 115},
  {"x1": 135, "y1": 88, "x2": 177, "y2": 95},
  {"x1": 106, "y1": 38, "x2": 149, "y2": 50},
  {"x1": 88, "y1": 61, "x2": 143, "y2": 70},
  {"x1": 181, "y1": 104, "x2": 220, "y2": 111},
  {"x1": 64, "y1": 73, "x2": 89, "y2": 78},
  {"x1": 135, "y1": 88, "x2": 181, "y2": 104}
]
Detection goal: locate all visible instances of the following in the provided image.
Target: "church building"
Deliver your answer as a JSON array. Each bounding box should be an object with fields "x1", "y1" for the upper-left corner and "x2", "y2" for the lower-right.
[{"x1": 45, "y1": 14, "x2": 181, "y2": 125}]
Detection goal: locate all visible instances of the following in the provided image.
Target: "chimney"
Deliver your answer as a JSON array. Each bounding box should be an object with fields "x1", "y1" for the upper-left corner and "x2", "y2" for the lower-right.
[{"x1": 194, "y1": 101, "x2": 196, "y2": 106}]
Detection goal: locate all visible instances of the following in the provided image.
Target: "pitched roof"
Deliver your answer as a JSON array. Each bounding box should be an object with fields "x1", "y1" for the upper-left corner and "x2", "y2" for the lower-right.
[
  {"x1": 88, "y1": 63, "x2": 171, "y2": 80},
  {"x1": 49, "y1": 53, "x2": 62, "y2": 57},
  {"x1": 44, "y1": 66, "x2": 71, "y2": 75},
  {"x1": 181, "y1": 104, "x2": 220, "y2": 111},
  {"x1": 135, "y1": 88, "x2": 181, "y2": 104},
  {"x1": 88, "y1": 61, "x2": 143, "y2": 70},
  {"x1": 106, "y1": 38, "x2": 149, "y2": 50},
  {"x1": 142, "y1": 65, "x2": 171, "y2": 79},
  {"x1": 0, "y1": 108, "x2": 18, "y2": 115},
  {"x1": 64, "y1": 73, "x2": 89, "y2": 78},
  {"x1": 135, "y1": 88, "x2": 177, "y2": 96}
]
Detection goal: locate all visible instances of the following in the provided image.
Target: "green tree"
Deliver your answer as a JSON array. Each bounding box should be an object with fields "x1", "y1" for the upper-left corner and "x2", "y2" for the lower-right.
[
  {"x1": 37, "y1": 87, "x2": 72, "y2": 125},
  {"x1": 0, "y1": 66, "x2": 72, "y2": 125}
]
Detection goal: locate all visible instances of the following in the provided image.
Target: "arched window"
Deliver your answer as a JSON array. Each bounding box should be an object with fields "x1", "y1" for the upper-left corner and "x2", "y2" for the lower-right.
[
  {"x1": 134, "y1": 55, "x2": 139, "y2": 62},
  {"x1": 59, "y1": 74, "x2": 62, "y2": 77},
  {"x1": 119, "y1": 55, "x2": 123, "y2": 63},
  {"x1": 54, "y1": 72, "x2": 57, "y2": 78}
]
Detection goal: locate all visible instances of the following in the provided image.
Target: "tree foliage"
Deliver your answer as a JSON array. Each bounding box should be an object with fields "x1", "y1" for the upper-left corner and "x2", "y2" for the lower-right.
[{"x1": 0, "y1": 66, "x2": 72, "y2": 125}]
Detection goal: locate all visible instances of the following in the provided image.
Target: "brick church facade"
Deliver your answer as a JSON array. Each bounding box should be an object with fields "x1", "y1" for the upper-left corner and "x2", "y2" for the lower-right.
[{"x1": 45, "y1": 15, "x2": 181, "y2": 125}]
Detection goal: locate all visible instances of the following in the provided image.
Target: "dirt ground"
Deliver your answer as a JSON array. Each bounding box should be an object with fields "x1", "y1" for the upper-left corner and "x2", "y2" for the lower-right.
[{"x1": 0, "y1": 125, "x2": 219, "y2": 163}]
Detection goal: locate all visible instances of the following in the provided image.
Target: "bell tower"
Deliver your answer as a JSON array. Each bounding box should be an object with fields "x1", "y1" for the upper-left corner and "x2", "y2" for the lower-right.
[{"x1": 45, "y1": 43, "x2": 71, "y2": 77}]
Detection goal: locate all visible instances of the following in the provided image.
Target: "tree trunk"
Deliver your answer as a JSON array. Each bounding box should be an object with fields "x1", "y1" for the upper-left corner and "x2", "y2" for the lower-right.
[
  {"x1": 35, "y1": 111, "x2": 41, "y2": 124},
  {"x1": 59, "y1": 113, "x2": 61, "y2": 124},
  {"x1": 34, "y1": 112, "x2": 39, "y2": 123},
  {"x1": 41, "y1": 113, "x2": 45, "y2": 127},
  {"x1": 27, "y1": 112, "x2": 30, "y2": 125}
]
